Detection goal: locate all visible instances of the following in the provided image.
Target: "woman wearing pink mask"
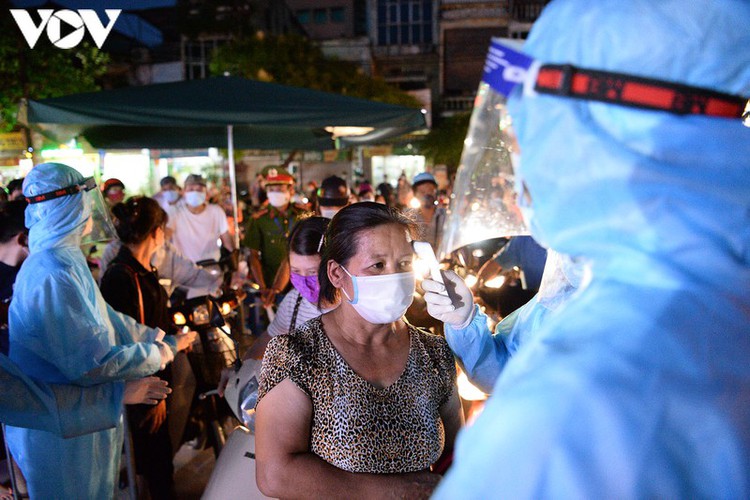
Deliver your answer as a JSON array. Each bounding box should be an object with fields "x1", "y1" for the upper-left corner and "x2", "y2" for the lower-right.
[
  {"x1": 217, "y1": 216, "x2": 333, "y2": 394},
  {"x1": 255, "y1": 202, "x2": 463, "y2": 499}
]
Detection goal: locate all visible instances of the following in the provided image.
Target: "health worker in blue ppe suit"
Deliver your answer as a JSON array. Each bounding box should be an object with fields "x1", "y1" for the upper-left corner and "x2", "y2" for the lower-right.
[
  {"x1": 5, "y1": 163, "x2": 177, "y2": 499},
  {"x1": 425, "y1": 250, "x2": 584, "y2": 394},
  {"x1": 0, "y1": 354, "x2": 170, "y2": 438},
  {"x1": 424, "y1": 0, "x2": 750, "y2": 497}
]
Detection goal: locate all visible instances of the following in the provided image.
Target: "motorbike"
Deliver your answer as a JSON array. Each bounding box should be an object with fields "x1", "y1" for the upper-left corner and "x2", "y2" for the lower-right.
[
  {"x1": 201, "y1": 358, "x2": 268, "y2": 499},
  {"x1": 167, "y1": 256, "x2": 246, "y2": 458}
]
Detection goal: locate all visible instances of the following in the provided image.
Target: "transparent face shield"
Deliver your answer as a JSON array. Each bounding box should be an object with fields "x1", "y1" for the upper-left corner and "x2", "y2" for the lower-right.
[
  {"x1": 81, "y1": 182, "x2": 118, "y2": 244},
  {"x1": 438, "y1": 62, "x2": 529, "y2": 260}
]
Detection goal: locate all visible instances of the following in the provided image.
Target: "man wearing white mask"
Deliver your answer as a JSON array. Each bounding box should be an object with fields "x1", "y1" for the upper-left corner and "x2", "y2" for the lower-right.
[
  {"x1": 152, "y1": 175, "x2": 182, "y2": 212},
  {"x1": 245, "y1": 166, "x2": 306, "y2": 308},
  {"x1": 166, "y1": 173, "x2": 234, "y2": 266}
]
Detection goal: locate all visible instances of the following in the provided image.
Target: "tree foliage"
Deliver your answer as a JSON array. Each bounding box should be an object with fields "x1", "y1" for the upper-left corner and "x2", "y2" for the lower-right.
[
  {"x1": 0, "y1": 2, "x2": 109, "y2": 132},
  {"x1": 419, "y1": 112, "x2": 471, "y2": 176},
  {"x1": 209, "y1": 33, "x2": 420, "y2": 108}
]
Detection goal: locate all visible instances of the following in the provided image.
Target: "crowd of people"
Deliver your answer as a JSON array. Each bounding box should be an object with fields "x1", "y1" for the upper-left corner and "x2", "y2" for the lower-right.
[
  {"x1": 1, "y1": 0, "x2": 749, "y2": 498},
  {"x1": 0, "y1": 163, "x2": 457, "y2": 498}
]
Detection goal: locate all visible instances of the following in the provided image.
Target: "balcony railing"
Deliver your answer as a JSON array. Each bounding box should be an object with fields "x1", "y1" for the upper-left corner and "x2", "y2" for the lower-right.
[
  {"x1": 508, "y1": 0, "x2": 550, "y2": 23},
  {"x1": 441, "y1": 96, "x2": 474, "y2": 115}
]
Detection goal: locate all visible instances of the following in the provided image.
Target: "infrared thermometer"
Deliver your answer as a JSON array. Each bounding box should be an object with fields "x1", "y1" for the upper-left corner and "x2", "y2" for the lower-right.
[{"x1": 413, "y1": 241, "x2": 449, "y2": 296}]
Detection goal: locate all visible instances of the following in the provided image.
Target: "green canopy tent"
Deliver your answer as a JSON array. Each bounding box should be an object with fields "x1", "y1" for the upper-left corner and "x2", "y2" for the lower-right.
[{"x1": 20, "y1": 76, "x2": 427, "y2": 242}]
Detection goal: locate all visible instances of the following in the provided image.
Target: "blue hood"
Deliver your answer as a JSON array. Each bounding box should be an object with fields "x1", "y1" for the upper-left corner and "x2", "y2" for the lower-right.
[
  {"x1": 23, "y1": 163, "x2": 90, "y2": 253},
  {"x1": 508, "y1": 0, "x2": 750, "y2": 294}
]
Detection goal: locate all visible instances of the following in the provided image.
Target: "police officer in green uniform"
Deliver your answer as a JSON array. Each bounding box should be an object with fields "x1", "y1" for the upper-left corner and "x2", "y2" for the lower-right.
[{"x1": 244, "y1": 166, "x2": 307, "y2": 308}]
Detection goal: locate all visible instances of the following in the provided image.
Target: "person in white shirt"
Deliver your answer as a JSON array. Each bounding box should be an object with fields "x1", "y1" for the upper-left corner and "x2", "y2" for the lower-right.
[{"x1": 166, "y1": 173, "x2": 234, "y2": 264}]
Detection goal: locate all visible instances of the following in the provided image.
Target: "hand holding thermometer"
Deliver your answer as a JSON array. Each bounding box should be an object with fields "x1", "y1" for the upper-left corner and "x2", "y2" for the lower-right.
[{"x1": 413, "y1": 241, "x2": 449, "y2": 297}]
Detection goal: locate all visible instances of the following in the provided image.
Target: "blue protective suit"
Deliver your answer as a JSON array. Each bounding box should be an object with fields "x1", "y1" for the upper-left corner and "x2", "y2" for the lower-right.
[
  {"x1": 6, "y1": 163, "x2": 167, "y2": 499},
  {"x1": 0, "y1": 354, "x2": 122, "y2": 438},
  {"x1": 447, "y1": 251, "x2": 581, "y2": 393},
  {"x1": 445, "y1": 300, "x2": 547, "y2": 394},
  {"x1": 435, "y1": 1, "x2": 750, "y2": 498}
]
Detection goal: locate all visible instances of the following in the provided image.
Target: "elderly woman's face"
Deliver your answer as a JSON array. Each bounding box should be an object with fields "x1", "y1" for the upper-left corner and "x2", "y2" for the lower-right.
[{"x1": 346, "y1": 224, "x2": 413, "y2": 277}]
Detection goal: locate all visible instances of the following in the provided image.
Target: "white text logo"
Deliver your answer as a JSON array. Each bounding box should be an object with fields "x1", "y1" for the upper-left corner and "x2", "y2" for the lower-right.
[
  {"x1": 484, "y1": 46, "x2": 527, "y2": 84},
  {"x1": 10, "y1": 9, "x2": 121, "y2": 49}
]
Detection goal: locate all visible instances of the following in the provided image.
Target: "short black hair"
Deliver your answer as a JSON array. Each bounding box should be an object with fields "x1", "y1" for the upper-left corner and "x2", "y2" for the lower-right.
[
  {"x1": 288, "y1": 216, "x2": 329, "y2": 256},
  {"x1": 111, "y1": 196, "x2": 168, "y2": 245},
  {"x1": 160, "y1": 176, "x2": 177, "y2": 187},
  {"x1": 318, "y1": 202, "x2": 417, "y2": 305},
  {"x1": 0, "y1": 200, "x2": 28, "y2": 243}
]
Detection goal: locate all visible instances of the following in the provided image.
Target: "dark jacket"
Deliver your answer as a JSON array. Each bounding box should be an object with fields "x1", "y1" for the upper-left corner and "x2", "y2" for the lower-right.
[{"x1": 100, "y1": 245, "x2": 174, "y2": 334}]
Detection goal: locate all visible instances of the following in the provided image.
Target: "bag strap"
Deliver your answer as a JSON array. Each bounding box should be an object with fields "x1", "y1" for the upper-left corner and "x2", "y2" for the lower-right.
[{"x1": 290, "y1": 293, "x2": 304, "y2": 332}]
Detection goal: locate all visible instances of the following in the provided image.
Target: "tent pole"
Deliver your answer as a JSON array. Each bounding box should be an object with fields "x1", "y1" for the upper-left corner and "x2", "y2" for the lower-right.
[{"x1": 227, "y1": 125, "x2": 240, "y2": 249}]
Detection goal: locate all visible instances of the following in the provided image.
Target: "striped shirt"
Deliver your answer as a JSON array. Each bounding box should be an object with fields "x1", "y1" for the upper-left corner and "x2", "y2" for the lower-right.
[{"x1": 267, "y1": 288, "x2": 325, "y2": 337}]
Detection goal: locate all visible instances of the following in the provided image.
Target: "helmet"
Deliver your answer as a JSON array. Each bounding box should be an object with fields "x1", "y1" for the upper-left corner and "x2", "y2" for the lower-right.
[
  {"x1": 412, "y1": 172, "x2": 437, "y2": 189},
  {"x1": 317, "y1": 176, "x2": 350, "y2": 207},
  {"x1": 101, "y1": 178, "x2": 125, "y2": 195}
]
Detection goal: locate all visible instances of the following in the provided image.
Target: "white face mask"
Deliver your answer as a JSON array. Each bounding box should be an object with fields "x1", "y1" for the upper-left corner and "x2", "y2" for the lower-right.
[
  {"x1": 163, "y1": 190, "x2": 180, "y2": 203},
  {"x1": 340, "y1": 265, "x2": 415, "y2": 324},
  {"x1": 320, "y1": 207, "x2": 339, "y2": 219},
  {"x1": 184, "y1": 191, "x2": 206, "y2": 207},
  {"x1": 267, "y1": 191, "x2": 290, "y2": 208}
]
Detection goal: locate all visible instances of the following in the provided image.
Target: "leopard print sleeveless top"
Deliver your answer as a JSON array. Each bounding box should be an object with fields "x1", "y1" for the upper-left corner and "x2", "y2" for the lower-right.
[{"x1": 257, "y1": 316, "x2": 456, "y2": 474}]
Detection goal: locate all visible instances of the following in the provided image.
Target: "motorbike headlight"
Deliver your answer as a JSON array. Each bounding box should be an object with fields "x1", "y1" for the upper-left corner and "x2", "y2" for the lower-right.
[
  {"x1": 173, "y1": 312, "x2": 187, "y2": 326},
  {"x1": 464, "y1": 274, "x2": 478, "y2": 288},
  {"x1": 483, "y1": 276, "x2": 506, "y2": 289},
  {"x1": 220, "y1": 302, "x2": 232, "y2": 316},
  {"x1": 192, "y1": 304, "x2": 210, "y2": 325}
]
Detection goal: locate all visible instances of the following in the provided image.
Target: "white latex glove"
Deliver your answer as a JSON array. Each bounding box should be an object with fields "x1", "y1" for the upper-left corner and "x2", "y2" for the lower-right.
[
  {"x1": 155, "y1": 340, "x2": 174, "y2": 370},
  {"x1": 123, "y1": 377, "x2": 171, "y2": 405},
  {"x1": 422, "y1": 269, "x2": 476, "y2": 329}
]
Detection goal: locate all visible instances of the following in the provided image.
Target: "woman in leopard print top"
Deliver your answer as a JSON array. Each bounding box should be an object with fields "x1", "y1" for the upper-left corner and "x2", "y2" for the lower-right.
[
  {"x1": 259, "y1": 316, "x2": 456, "y2": 473},
  {"x1": 255, "y1": 203, "x2": 463, "y2": 499}
]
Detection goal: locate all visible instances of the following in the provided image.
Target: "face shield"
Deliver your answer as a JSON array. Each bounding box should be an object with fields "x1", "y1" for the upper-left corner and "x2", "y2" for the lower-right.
[
  {"x1": 439, "y1": 38, "x2": 749, "y2": 261},
  {"x1": 26, "y1": 176, "x2": 118, "y2": 244},
  {"x1": 438, "y1": 40, "x2": 530, "y2": 260}
]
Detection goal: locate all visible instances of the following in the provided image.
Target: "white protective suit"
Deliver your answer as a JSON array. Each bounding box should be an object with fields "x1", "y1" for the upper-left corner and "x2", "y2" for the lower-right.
[
  {"x1": 6, "y1": 163, "x2": 172, "y2": 499},
  {"x1": 435, "y1": 0, "x2": 750, "y2": 498}
]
